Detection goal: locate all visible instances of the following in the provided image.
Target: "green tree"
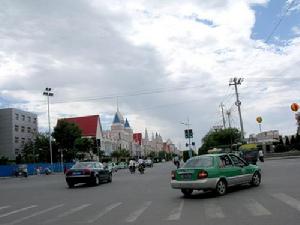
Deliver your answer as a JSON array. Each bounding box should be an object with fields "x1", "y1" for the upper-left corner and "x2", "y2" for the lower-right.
[
  {"x1": 74, "y1": 138, "x2": 94, "y2": 160},
  {"x1": 198, "y1": 128, "x2": 242, "y2": 154},
  {"x1": 22, "y1": 133, "x2": 52, "y2": 163},
  {"x1": 52, "y1": 120, "x2": 82, "y2": 160},
  {"x1": 158, "y1": 151, "x2": 166, "y2": 160},
  {"x1": 285, "y1": 136, "x2": 290, "y2": 146},
  {"x1": 0, "y1": 156, "x2": 9, "y2": 165},
  {"x1": 111, "y1": 149, "x2": 130, "y2": 161}
]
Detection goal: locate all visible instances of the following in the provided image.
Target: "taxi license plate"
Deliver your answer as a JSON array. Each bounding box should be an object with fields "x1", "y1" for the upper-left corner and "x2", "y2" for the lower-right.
[{"x1": 181, "y1": 174, "x2": 192, "y2": 180}]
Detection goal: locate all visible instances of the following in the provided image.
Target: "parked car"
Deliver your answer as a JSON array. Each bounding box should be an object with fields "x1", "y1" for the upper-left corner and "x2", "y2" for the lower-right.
[
  {"x1": 108, "y1": 162, "x2": 118, "y2": 173},
  {"x1": 171, "y1": 153, "x2": 261, "y2": 197},
  {"x1": 145, "y1": 159, "x2": 153, "y2": 167},
  {"x1": 65, "y1": 161, "x2": 112, "y2": 188},
  {"x1": 116, "y1": 162, "x2": 128, "y2": 169}
]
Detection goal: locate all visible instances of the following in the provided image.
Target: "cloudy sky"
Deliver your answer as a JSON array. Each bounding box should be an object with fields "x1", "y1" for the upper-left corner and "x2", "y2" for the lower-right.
[{"x1": 1, "y1": 0, "x2": 300, "y2": 149}]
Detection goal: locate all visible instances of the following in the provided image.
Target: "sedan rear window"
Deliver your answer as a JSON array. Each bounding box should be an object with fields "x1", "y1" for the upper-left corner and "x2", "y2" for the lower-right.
[
  {"x1": 72, "y1": 162, "x2": 98, "y2": 169},
  {"x1": 183, "y1": 157, "x2": 213, "y2": 168}
]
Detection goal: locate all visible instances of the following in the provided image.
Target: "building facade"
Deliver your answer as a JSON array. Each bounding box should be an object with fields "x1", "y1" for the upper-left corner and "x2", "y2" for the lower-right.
[{"x1": 0, "y1": 108, "x2": 38, "y2": 160}]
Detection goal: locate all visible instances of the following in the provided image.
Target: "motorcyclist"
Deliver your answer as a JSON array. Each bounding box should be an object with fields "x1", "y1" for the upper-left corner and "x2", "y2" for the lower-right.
[
  {"x1": 174, "y1": 156, "x2": 180, "y2": 169},
  {"x1": 129, "y1": 159, "x2": 136, "y2": 173},
  {"x1": 138, "y1": 158, "x2": 145, "y2": 174}
]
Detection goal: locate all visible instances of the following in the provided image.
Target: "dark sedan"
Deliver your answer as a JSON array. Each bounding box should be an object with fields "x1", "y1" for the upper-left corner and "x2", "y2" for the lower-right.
[{"x1": 65, "y1": 161, "x2": 112, "y2": 188}]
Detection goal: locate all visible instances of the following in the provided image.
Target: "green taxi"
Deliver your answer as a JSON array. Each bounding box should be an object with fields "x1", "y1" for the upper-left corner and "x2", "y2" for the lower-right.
[{"x1": 171, "y1": 153, "x2": 261, "y2": 197}]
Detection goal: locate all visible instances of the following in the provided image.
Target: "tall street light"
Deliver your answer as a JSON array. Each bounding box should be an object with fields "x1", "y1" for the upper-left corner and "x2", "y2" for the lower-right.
[{"x1": 43, "y1": 87, "x2": 54, "y2": 167}]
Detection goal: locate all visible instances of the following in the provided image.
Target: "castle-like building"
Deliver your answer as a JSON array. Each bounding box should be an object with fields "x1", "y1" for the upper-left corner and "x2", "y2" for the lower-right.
[{"x1": 59, "y1": 108, "x2": 176, "y2": 158}]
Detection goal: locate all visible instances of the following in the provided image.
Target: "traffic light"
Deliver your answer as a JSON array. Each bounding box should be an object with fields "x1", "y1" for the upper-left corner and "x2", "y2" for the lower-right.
[{"x1": 184, "y1": 129, "x2": 193, "y2": 139}]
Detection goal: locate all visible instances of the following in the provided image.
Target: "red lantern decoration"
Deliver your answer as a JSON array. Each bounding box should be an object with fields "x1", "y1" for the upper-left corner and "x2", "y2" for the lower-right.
[
  {"x1": 256, "y1": 116, "x2": 262, "y2": 123},
  {"x1": 291, "y1": 103, "x2": 299, "y2": 112}
]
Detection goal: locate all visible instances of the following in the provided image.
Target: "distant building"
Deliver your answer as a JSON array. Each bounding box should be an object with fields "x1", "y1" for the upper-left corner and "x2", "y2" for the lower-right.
[
  {"x1": 0, "y1": 108, "x2": 38, "y2": 160},
  {"x1": 248, "y1": 130, "x2": 280, "y2": 153},
  {"x1": 62, "y1": 115, "x2": 107, "y2": 156}
]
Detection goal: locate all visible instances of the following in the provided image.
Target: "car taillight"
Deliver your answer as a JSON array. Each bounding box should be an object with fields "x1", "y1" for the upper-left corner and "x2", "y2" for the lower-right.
[
  {"x1": 84, "y1": 169, "x2": 91, "y2": 175},
  {"x1": 66, "y1": 170, "x2": 72, "y2": 176},
  {"x1": 171, "y1": 170, "x2": 176, "y2": 180},
  {"x1": 198, "y1": 170, "x2": 208, "y2": 179}
]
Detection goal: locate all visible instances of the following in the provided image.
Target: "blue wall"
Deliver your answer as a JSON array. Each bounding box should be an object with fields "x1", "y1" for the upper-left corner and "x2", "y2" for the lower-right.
[{"x1": 0, "y1": 162, "x2": 74, "y2": 177}]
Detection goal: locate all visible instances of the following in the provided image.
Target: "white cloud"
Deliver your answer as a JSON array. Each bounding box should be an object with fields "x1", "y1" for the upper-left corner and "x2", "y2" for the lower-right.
[{"x1": 0, "y1": 0, "x2": 299, "y2": 148}]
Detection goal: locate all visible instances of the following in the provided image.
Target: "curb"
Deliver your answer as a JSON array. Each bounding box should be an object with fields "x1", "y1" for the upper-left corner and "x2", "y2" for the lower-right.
[{"x1": 265, "y1": 155, "x2": 300, "y2": 160}]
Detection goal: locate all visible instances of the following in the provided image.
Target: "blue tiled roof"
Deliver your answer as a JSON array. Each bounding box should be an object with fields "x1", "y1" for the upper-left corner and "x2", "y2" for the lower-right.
[
  {"x1": 113, "y1": 113, "x2": 121, "y2": 124},
  {"x1": 124, "y1": 118, "x2": 130, "y2": 128}
]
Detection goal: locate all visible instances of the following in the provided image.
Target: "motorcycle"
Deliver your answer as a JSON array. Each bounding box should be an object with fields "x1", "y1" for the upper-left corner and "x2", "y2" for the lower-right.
[
  {"x1": 138, "y1": 164, "x2": 145, "y2": 174},
  {"x1": 15, "y1": 165, "x2": 28, "y2": 177}
]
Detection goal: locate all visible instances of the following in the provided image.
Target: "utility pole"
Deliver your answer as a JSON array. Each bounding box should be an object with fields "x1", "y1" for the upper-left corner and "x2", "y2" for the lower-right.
[
  {"x1": 229, "y1": 78, "x2": 244, "y2": 140},
  {"x1": 220, "y1": 103, "x2": 226, "y2": 129},
  {"x1": 181, "y1": 117, "x2": 193, "y2": 158},
  {"x1": 226, "y1": 110, "x2": 232, "y2": 128},
  {"x1": 43, "y1": 87, "x2": 54, "y2": 167}
]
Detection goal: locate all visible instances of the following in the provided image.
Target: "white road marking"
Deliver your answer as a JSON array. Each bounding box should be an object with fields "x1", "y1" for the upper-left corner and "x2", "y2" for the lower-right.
[
  {"x1": 87, "y1": 202, "x2": 122, "y2": 223},
  {"x1": 0, "y1": 206, "x2": 10, "y2": 211},
  {"x1": 204, "y1": 203, "x2": 225, "y2": 218},
  {"x1": 4, "y1": 204, "x2": 64, "y2": 225},
  {"x1": 57, "y1": 204, "x2": 91, "y2": 218},
  {"x1": 43, "y1": 204, "x2": 91, "y2": 224},
  {"x1": 245, "y1": 199, "x2": 271, "y2": 216},
  {"x1": 166, "y1": 200, "x2": 184, "y2": 221},
  {"x1": 125, "y1": 201, "x2": 152, "y2": 223},
  {"x1": 272, "y1": 193, "x2": 300, "y2": 212},
  {"x1": 0, "y1": 205, "x2": 37, "y2": 218}
]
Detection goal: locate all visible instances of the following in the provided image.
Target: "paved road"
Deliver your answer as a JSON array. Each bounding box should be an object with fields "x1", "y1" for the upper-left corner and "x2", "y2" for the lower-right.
[{"x1": 0, "y1": 159, "x2": 300, "y2": 225}]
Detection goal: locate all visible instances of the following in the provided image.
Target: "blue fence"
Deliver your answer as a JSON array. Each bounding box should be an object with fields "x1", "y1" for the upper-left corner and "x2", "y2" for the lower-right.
[{"x1": 0, "y1": 162, "x2": 74, "y2": 177}]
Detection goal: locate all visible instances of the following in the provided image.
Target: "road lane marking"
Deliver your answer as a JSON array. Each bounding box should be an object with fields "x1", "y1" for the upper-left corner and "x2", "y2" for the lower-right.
[
  {"x1": 4, "y1": 204, "x2": 64, "y2": 225},
  {"x1": 43, "y1": 204, "x2": 91, "y2": 224},
  {"x1": 204, "y1": 203, "x2": 225, "y2": 218},
  {"x1": 125, "y1": 201, "x2": 152, "y2": 223},
  {"x1": 87, "y1": 202, "x2": 122, "y2": 223},
  {"x1": 245, "y1": 199, "x2": 271, "y2": 216},
  {"x1": 0, "y1": 205, "x2": 37, "y2": 218},
  {"x1": 166, "y1": 200, "x2": 184, "y2": 221},
  {"x1": 272, "y1": 193, "x2": 300, "y2": 212},
  {"x1": 0, "y1": 206, "x2": 10, "y2": 211},
  {"x1": 57, "y1": 204, "x2": 91, "y2": 218}
]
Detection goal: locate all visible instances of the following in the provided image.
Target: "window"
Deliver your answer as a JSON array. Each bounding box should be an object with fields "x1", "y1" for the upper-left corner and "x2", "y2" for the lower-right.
[
  {"x1": 27, "y1": 127, "x2": 31, "y2": 133},
  {"x1": 15, "y1": 149, "x2": 19, "y2": 155},
  {"x1": 15, "y1": 136, "x2": 19, "y2": 143},
  {"x1": 21, "y1": 126, "x2": 25, "y2": 132},
  {"x1": 21, "y1": 138, "x2": 25, "y2": 145},
  {"x1": 21, "y1": 115, "x2": 25, "y2": 121},
  {"x1": 219, "y1": 155, "x2": 233, "y2": 167},
  {"x1": 183, "y1": 157, "x2": 213, "y2": 168},
  {"x1": 230, "y1": 155, "x2": 247, "y2": 167},
  {"x1": 28, "y1": 138, "x2": 32, "y2": 142},
  {"x1": 33, "y1": 128, "x2": 36, "y2": 133},
  {"x1": 28, "y1": 116, "x2": 31, "y2": 122},
  {"x1": 15, "y1": 125, "x2": 19, "y2": 132},
  {"x1": 15, "y1": 113, "x2": 19, "y2": 120},
  {"x1": 33, "y1": 118, "x2": 37, "y2": 124}
]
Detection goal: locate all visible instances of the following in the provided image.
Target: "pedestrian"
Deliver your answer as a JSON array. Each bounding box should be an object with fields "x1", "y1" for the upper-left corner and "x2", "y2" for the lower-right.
[{"x1": 259, "y1": 149, "x2": 264, "y2": 162}]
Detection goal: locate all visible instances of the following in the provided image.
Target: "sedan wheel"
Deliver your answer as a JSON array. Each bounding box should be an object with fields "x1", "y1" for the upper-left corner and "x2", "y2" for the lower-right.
[
  {"x1": 95, "y1": 175, "x2": 101, "y2": 186},
  {"x1": 251, "y1": 172, "x2": 261, "y2": 187},
  {"x1": 181, "y1": 188, "x2": 193, "y2": 197},
  {"x1": 67, "y1": 182, "x2": 74, "y2": 188},
  {"x1": 216, "y1": 180, "x2": 227, "y2": 196},
  {"x1": 107, "y1": 173, "x2": 112, "y2": 183}
]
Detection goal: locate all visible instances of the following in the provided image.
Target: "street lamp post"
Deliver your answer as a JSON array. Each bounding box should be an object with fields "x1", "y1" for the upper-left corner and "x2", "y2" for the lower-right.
[{"x1": 43, "y1": 87, "x2": 54, "y2": 167}]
